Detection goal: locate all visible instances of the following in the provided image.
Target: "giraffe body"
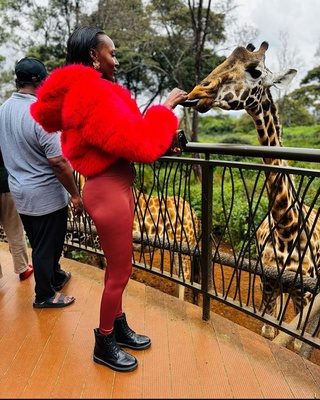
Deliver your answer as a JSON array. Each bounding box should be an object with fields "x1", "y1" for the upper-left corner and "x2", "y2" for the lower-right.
[
  {"x1": 133, "y1": 188, "x2": 200, "y2": 300},
  {"x1": 187, "y1": 41, "x2": 320, "y2": 350}
]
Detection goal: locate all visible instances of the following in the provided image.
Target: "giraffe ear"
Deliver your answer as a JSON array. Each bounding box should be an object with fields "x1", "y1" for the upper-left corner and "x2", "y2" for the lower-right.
[{"x1": 272, "y1": 69, "x2": 297, "y2": 90}]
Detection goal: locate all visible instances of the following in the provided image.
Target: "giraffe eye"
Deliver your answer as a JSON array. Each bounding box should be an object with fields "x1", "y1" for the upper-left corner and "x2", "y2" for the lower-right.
[{"x1": 246, "y1": 66, "x2": 262, "y2": 79}]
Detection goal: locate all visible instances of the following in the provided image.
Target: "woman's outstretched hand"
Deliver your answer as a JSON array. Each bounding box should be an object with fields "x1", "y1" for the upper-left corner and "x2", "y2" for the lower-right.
[{"x1": 163, "y1": 88, "x2": 188, "y2": 109}]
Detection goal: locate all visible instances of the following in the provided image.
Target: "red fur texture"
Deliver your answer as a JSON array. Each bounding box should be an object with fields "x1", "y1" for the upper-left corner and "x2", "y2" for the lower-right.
[{"x1": 31, "y1": 64, "x2": 179, "y2": 177}]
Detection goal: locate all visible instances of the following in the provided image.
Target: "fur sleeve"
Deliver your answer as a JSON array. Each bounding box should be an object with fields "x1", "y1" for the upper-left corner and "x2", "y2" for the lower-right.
[
  {"x1": 32, "y1": 64, "x2": 179, "y2": 162},
  {"x1": 31, "y1": 65, "x2": 104, "y2": 133},
  {"x1": 62, "y1": 79, "x2": 179, "y2": 162}
]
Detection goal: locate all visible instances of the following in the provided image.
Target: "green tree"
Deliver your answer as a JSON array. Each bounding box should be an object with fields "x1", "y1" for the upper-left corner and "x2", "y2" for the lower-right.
[
  {"x1": 0, "y1": 0, "x2": 259, "y2": 138},
  {"x1": 83, "y1": 0, "x2": 154, "y2": 103},
  {"x1": 143, "y1": 0, "x2": 231, "y2": 182},
  {"x1": 276, "y1": 95, "x2": 314, "y2": 127},
  {"x1": 0, "y1": 0, "x2": 84, "y2": 100},
  {"x1": 198, "y1": 113, "x2": 236, "y2": 136},
  {"x1": 234, "y1": 112, "x2": 255, "y2": 134},
  {"x1": 290, "y1": 66, "x2": 320, "y2": 124}
]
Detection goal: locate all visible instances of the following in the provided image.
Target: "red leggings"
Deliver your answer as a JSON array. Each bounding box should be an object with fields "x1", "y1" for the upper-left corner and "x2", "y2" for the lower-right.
[{"x1": 82, "y1": 159, "x2": 135, "y2": 335}]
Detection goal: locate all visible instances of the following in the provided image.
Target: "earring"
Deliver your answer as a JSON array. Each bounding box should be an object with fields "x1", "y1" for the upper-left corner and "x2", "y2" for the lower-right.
[{"x1": 93, "y1": 60, "x2": 100, "y2": 70}]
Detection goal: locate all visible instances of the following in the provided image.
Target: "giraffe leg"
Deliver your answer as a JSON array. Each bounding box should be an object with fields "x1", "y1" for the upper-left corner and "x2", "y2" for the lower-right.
[
  {"x1": 261, "y1": 323, "x2": 276, "y2": 340},
  {"x1": 291, "y1": 290, "x2": 312, "y2": 353},
  {"x1": 173, "y1": 254, "x2": 190, "y2": 301},
  {"x1": 178, "y1": 285, "x2": 185, "y2": 300},
  {"x1": 260, "y1": 281, "x2": 281, "y2": 340}
]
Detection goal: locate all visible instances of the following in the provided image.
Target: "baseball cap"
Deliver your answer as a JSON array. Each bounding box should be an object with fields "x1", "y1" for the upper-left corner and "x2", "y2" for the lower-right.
[{"x1": 15, "y1": 57, "x2": 48, "y2": 83}]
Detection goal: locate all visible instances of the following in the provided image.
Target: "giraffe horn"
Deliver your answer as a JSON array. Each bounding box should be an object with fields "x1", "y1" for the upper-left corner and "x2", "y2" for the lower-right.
[
  {"x1": 246, "y1": 43, "x2": 256, "y2": 52},
  {"x1": 258, "y1": 41, "x2": 269, "y2": 53},
  {"x1": 246, "y1": 42, "x2": 268, "y2": 54}
]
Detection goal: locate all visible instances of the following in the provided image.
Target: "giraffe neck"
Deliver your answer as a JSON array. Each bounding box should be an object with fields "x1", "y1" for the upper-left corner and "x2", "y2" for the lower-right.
[
  {"x1": 246, "y1": 88, "x2": 284, "y2": 160},
  {"x1": 246, "y1": 88, "x2": 299, "y2": 233}
]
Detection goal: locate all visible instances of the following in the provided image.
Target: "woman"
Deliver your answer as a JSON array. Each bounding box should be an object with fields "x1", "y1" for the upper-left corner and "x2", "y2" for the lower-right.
[{"x1": 31, "y1": 26, "x2": 188, "y2": 372}]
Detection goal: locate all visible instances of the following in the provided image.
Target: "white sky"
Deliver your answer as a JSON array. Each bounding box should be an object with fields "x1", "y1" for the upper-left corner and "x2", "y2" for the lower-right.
[{"x1": 225, "y1": 0, "x2": 320, "y2": 90}]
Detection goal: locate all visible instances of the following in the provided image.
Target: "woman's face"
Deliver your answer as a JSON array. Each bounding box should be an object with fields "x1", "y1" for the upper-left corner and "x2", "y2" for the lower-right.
[{"x1": 93, "y1": 35, "x2": 119, "y2": 81}]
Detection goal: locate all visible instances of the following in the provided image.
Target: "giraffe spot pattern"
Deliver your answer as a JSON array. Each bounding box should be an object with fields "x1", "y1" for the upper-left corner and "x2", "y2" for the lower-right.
[{"x1": 187, "y1": 41, "x2": 320, "y2": 349}]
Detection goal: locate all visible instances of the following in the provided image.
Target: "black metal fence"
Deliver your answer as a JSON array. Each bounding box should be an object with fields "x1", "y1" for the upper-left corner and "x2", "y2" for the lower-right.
[{"x1": 61, "y1": 142, "x2": 320, "y2": 357}]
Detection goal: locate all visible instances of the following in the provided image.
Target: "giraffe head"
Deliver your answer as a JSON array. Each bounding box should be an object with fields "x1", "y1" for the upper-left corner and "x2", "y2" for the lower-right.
[{"x1": 187, "y1": 41, "x2": 297, "y2": 113}]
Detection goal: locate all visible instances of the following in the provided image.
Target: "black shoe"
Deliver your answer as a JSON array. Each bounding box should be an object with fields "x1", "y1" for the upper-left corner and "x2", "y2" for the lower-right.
[
  {"x1": 93, "y1": 328, "x2": 138, "y2": 372},
  {"x1": 114, "y1": 313, "x2": 151, "y2": 350},
  {"x1": 52, "y1": 271, "x2": 71, "y2": 291}
]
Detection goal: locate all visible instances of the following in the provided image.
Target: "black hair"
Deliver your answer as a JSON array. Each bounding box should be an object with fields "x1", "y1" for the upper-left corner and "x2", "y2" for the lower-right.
[
  {"x1": 65, "y1": 26, "x2": 105, "y2": 66},
  {"x1": 15, "y1": 80, "x2": 42, "y2": 90}
]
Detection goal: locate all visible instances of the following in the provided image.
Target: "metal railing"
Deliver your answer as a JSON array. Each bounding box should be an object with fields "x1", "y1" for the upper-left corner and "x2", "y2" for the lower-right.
[{"x1": 64, "y1": 142, "x2": 320, "y2": 356}]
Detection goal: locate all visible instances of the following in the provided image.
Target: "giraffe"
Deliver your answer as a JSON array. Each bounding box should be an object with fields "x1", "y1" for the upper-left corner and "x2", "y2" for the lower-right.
[
  {"x1": 132, "y1": 187, "x2": 200, "y2": 300},
  {"x1": 186, "y1": 41, "x2": 320, "y2": 350},
  {"x1": 68, "y1": 173, "x2": 200, "y2": 301}
]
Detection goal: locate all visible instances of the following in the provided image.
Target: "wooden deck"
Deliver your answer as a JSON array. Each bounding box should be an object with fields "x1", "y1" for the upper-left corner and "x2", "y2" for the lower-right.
[{"x1": 0, "y1": 241, "x2": 320, "y2": 399}]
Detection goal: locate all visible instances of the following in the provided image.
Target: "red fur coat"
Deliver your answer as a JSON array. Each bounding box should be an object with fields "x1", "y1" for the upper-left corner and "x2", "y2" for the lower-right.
[{"x1": 30, "y1": 64, "x2": 179, "y2": 178}]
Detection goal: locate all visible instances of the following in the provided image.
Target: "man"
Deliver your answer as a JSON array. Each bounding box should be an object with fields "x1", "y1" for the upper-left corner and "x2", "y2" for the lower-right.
[
  {"x1": 0, "y1": 152, "x2": 33, "y2": 281},
  {"x1": 0, "y1": 57, "x2": 83, "y2": 308}
]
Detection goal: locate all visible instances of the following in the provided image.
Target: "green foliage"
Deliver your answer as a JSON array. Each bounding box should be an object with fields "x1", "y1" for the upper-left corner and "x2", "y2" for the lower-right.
[
  {"x1": 198, "y1": 114, "x2": 256, "y2": 145},
  {"x1": 83, "y1": 0, "x2": 154, "y2": 100},
  {"x1": 196, "y1": 118, "x2": 320, "y2": 249},
  {"x1": 198, "y1": 112, "x2": 320, "y2": 149},
  {"x1": 63, "y1": 247, "x2": 92, "y2": 263},
  {"x1": 136, "y1": 0, "x2": 227, "y2": 106},
  {"x1": 281, "y1": 125, "x2": 320, "y2": 149},
  {"x1": 277, "y1": 95, "x2": 315, "y2": 126},
  {"x1": 0, "y1": 0, "x2": 318, "y2": 131},
  {"x1": 198, "y1": 113, "x2": 237, "y2": 136},
  {"x1": 0, "y1": 0, "x2": 84, "y2": 100},
  {"x1": 289, "y1": 65, "x2": 320, "y2": 124},
  {"x1": 211, "y1": 168, "x2": 269, "y2": 252},
  {"x1": 189, "y1": 183, "x2": 202, "y2": 217},
  {"x1": 0, "y1": 0, "x2": 319, "y2": 254},
  {"x1": 234, "y1": 112, "x2": 255, "y2": 133},
  {"x1": 301, "y1": 65, "x2": 320, "y2": 85}
]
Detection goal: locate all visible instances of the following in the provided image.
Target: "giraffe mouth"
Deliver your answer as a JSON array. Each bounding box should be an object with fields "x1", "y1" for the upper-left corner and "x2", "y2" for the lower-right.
[
  {"x1": 181, "y1": 98, "x2": 213, "y2": 113},
  {"x1": 192, "y1": 98, "x2": 214, "y2": 113},
  {"x1": 180, "y1": 98, "x2": 200, "y2": 107}
]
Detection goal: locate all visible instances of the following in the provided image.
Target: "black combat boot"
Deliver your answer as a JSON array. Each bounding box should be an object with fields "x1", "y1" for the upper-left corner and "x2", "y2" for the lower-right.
[
  {"x1": 93, "y1": 328, "x2": 138, "y2": 372},
  {"x1": 114, "y1": 313, "x2": 151, "y2": 350}
]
